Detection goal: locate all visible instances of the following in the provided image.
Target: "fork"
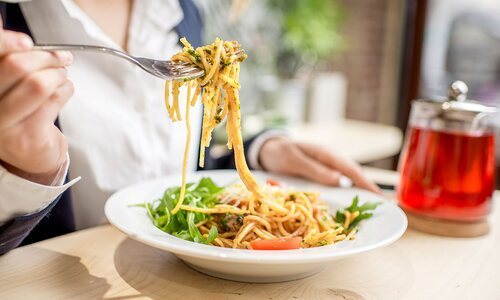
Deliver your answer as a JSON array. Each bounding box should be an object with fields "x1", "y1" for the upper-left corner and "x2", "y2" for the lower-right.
[{"x1": 34, "y1": 44, "x2": 242, "y2": 81}]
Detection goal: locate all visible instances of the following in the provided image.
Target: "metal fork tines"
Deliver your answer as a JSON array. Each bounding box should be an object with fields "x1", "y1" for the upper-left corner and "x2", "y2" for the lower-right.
[{"x1": 33, "y1": 44, "x2": 243, "y2": 81}]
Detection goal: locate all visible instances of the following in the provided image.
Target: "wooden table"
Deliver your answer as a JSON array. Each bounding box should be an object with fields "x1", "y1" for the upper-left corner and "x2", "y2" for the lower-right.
[
  {"x1": 1, "y1": 175, "x2": 499, "y2": 299},
  {"x1": 290, "y1": 120, "x2": 403, "y2": 163}
]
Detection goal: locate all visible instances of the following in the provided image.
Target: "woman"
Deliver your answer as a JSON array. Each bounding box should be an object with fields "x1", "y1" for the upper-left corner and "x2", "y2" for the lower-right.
[{"x1": 0, "y1": 0, "x2": 379, "y2": 254}]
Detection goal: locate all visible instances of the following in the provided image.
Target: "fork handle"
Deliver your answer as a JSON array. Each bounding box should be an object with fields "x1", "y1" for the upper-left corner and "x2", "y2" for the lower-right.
[{"x1": 34, "y1": 44, "x2": 139, "y2": 65}]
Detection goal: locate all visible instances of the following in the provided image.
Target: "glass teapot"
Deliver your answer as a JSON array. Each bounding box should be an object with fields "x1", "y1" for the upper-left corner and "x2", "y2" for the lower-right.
[{"x1": 398, "y1": 81, "x2": 498, "y2": 222}]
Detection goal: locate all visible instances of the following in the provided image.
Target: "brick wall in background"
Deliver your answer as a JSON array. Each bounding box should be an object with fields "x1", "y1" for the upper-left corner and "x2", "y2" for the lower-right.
[{"x1": 331, "y1": 0, "x2": 403, "y2": 123}]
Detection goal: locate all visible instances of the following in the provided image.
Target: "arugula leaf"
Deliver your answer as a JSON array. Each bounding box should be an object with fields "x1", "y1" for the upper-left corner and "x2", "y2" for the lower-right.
[
  {"x1": 349, "y1": 212, "x2": 373, "y2": 229},
  {"x1": 335, "y1": 210, "x2": 346, "y2": 224},
  {"x1": 358, "y1": 202, "x2": 382, "y2": 212},
  {"x1": 206, "y1": 226, "x2": 218, "y2": 243},
  {"x1": 187, "y1": 212, "x2": 205, "y2": 243},
  {"x1": 199, "y1": 177, "x2": 223, "y2": 191},
  {"x1": 173, "y1": 230, "x2": 191, "y2": 240},
  {"x1": 345, "y1": 195, "x2": 359, "y2": 213}
]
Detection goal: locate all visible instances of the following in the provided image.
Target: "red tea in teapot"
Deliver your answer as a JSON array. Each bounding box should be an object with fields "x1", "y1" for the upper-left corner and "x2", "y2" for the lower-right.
[{"x1": 398, "y1": 127, "x2": 495, "y2": 221}]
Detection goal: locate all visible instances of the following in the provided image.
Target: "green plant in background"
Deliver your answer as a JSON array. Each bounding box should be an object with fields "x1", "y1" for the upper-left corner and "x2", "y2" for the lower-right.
[
  {"x1": 268, "y1": 0, "x2": 345, "y2": 77},
  {"x1": 198, "y1": 0, "x2": 346, "y2": 142}
]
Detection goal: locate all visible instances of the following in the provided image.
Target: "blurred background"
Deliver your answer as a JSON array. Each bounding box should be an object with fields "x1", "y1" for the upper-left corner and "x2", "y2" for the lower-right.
[{"x1": 196, "y1": 0, "x2": 500, "y2": 177}]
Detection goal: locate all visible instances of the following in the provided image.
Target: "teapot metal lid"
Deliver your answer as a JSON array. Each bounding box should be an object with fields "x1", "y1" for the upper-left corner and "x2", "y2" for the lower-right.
[{"x1": 416, "y1": 81, "x2": 498, "y2": 115}]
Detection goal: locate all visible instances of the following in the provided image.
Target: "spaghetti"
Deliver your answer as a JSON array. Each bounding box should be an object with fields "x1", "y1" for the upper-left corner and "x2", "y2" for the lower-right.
[
  {"x1": 164, "y1": 37, "x2": 264, "y2": 215},
  {"x1": 156, "y1": 38, "x2": 380, "y2": 249},
  {"x1": 211, "y1": 182, "x2": 364, "y2": 249}
]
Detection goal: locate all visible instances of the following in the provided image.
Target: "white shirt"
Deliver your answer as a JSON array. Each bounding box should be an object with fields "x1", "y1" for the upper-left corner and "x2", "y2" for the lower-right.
[{"x1": 0, "y1": 0, "x2": 275, "y2": 228}]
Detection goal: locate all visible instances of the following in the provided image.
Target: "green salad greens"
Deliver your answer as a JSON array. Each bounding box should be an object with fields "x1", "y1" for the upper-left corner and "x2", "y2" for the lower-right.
[
  {"x1": 131, "y1": 177, "x2": 223, "y2": 244},
  {"x1": 333, "y1": 196, "x2": 381, "y2": 232}
]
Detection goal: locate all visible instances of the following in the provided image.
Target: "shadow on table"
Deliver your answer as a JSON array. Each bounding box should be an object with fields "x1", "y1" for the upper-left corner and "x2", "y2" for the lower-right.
[
  {"x1": 0, "y1": 247, "x2": 110, "y2": 299},
  {"x1": 114, "y1": 238, "x2": 256, "y2": 299},
  {"x1": 114, "y1": 238, "x2": 414, "y2": 300}
]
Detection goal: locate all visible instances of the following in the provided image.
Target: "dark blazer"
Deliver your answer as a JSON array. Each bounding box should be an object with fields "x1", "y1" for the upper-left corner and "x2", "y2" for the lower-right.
[{"x1": 0, "y1": 1, "x2": 258, "y2": 255}]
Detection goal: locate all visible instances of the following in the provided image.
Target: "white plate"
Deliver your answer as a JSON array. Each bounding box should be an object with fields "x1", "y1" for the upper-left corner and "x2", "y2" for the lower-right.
[{"x1": 105, "y1": 170, "x2": 407, "y2": 283}]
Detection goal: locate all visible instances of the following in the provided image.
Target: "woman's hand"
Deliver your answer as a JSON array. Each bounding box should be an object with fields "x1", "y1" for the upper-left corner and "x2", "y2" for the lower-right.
[
  {"x1": 0, "y1": 20, "x2": 74, "y2": 185},
  {"x1": 259, "y1": 138, "x2": 381, "y2": 194}
]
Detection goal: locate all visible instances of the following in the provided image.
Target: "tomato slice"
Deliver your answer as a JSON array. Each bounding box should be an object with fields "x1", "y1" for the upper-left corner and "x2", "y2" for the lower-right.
[
  {"x1": 250, "y1": 237, "x2": 302, "y2": 250},
  {"x1": 266, "y1": 179, "x2": 281, "y2": 187}
]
